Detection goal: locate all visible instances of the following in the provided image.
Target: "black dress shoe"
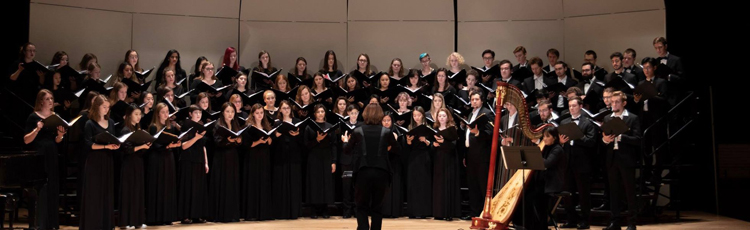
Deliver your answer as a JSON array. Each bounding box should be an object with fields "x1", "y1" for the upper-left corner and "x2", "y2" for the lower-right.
[
  {"x1": 602, "y1": 222, "x2": 621, "y2": 230},
  {"x1": 578, "y1": 222, "x2": 590, "y2": 229},
  {"x1": 343, "y1": 214, "x2": 352, "y2": 219},
  {"x1": 625, "y1": 224, "x2": 636, "y2": 230},
  {"x1": 181, "y1": 219, "x2": 193, "y2": 224},
  {"x1": 460, "y1": 215, "x2": 473, "y2": 221},
  {"x1": 322, "y1": 215, "x2": 330, "y2": 219},
  {"x1": 560, "y1": 222, "x2": 578, "y2": 228},
  {"x1": 446, "y1": 217, "x2": 453, "y2": 221},
  {"x1": 434, "y1": 217, "x2": 445, "y2": 220},
  {"x1": 310, "y1": 215, "x2": 318, "y2": 219},
  {"x1": 194, "y1": 218, "x2": 207, "y2": 223}
]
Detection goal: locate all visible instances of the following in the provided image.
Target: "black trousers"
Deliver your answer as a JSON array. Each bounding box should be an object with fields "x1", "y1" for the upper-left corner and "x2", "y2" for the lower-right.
[
  {"x1": 608, "y1": 159, "x2": 637, "y2": 225},
  {"x1": 341, "y1": 164, "x2": 355, "y2": 215},
  {"x1": 466, "y1": 160, "x2": 489, "y2": 216},
  {"x1": 354, "y1": 168, "x2": 390, "y2": 230},
  {"x1": 564, "y1": 171, "x2": 591, "y2": 224}
]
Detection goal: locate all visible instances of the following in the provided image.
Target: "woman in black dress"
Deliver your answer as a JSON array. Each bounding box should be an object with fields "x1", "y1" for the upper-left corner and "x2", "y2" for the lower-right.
[
  {"x1": 432, "y1": 68, "x2": 457, "y2": 109},
  {"x1": 23, "y1": 89, "x2": 66, "y2": 229},
  {"x1": 405, "y1": 106, "x2": 432, "y2": 219},
  {"x1": 304, "y1": 104, "x2": 337, "y2": 218},
  {"x1": 209, "y1": 103, "x2": 242, "y2": 222},
  {"x1": 189, "y1": 61, "x2": 224, "y2": 108},
  {"x1": 80, "y1": 94, "x2": 119, "y2": 230},
  {"x1": 241, "y1": 103, "x2": 274, "y2": 221},
  {"x1": 288, "y1": 57, "x2": 312, "y2": 88},
  {"x1": 250, "y1": 50, "x2": 278, "y2": 90},
  {"x1": 155, "y1": 49, "x2": 187, "y2": 89},
  {"x1": 293, "y1": 85, "x2": 314, "y2": 120},
  {"x1": 431, "y1": 108, "x2": 461, "y2": 221},
  {"x1": 146, "y1": 103, "x2": 182, "y2": 225},
  {"x1": 380, "y1": 112, "x2": 404, "y2": 218},
  {"x1": 118, "y1": 105, "x2": 151, "y2": 229},
  {"x1": 177, "y1": 105, "x2": 209, "y2": 224},
  {"x1": 271, "y1": 100, "x2": 304, "y2": 219}
]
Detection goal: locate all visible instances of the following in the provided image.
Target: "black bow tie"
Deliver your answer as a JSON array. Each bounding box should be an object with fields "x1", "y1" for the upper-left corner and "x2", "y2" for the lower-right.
[{"x1": 571, "y1": 118, "x2": 579, "y2": 121}]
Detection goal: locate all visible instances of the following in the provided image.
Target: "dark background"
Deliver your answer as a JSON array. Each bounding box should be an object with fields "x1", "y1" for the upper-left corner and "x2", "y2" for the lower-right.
[{"x1": 3, "y1": 0, "x2": 747, "y2": 222}]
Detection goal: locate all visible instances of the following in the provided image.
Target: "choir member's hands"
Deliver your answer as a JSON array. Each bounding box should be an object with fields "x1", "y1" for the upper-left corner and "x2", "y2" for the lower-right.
[
  {"x1": 56, "y1": 126, "x2": 66, "y2": 137},
  {"x1": 16, "y1": 63, "x2": 24, "y2": 73},
  {"x1": 393, "y1": 132, "x2": 398, "y2": 140},
  {"x1": 167, "y1": 141, "x2": 182, "y2": 149},
  {"x1": 205, "y1": 163, "x2": 209, "y2": 174},
  {"x1": 215, "y1": 92, "x2": 223, "y2": 98},
  {"x1": 54, "y1": 102, "x2": 61, "y2": 107},
  {"x1": 418, "y1": 136, "x2": 429, "y2": 145},
  {"x1": 137, "y1": 143, "x2": 152, "y2": 151},
  {"x1": 331, "y1": 164, "x2": 336, "y2": 173},
  {"x1": 380, "y1": 97, "x2": 389, "y2": 104},
  {"x1": 469, "y1": 124, "x2": 479, "y2": 136},
  {"x1": 196, "y1": 131, "x2": 206, "y2": 139},
  {"x1": 275, "y1": 131, "x2": 282, "y2": 137},
  {"x1": 463, "y1": 158, "x2": 467, "y2": 167},
  {"x1": 63, "y1": 100, "x2": 71, "y2": 109},
  {"x1": 434, "y1": 135, "x2": 444, "y2": 144},
  {"x1": 363, "y1": 81, "x2": 371, "y2": 88},
  {"x1": 341, "y1": 130, "x2": 350, "y2": 143},
  {"x1": 602, "y1": 133, "x2": 615, "y2": 144},
  {"x1": 289, "y1": 128, "x2": 300, "y2": 137},
  {"x1": 252, "y1": 137, "x2": 265, "y2": 147},
  {"x1": 298, "y1": 110, "x2": 308, "y2": 118},
  {"x1": 396, "y1": 120, "x2": 405, "y2": 126},
  {"x1": 35, "y1": 121, "x2": 43, "y2": 132},
  {"x1": 433, "y1": 141, "x2": 440, "y2": 147},
  {"x1": 580, "y1": 95, "x2": 586, "y2": 100},
  {"x1": 130, "y1": 91, "x2": 141, "y2": 100},
  {"x1": 105, "y1": 144, "x2": 120, "y2": 150},
  {"x1": 316, "y1": 131, "x2": 327, "y2": 142},
  {"x1": 347, "y1": 96, "x2": 355, "y2": 103},
  {"x1": 633, "y1": 94, "x2": 642, "y2": 103},
  {"x1": 37, "y1": 70, "x2": 45, "y2": 83},
  {"x1": 559, "y1": 134, "x2": 570, "y2": 144},
  {"x1": 227, "y1": 136, "x2": 237, "y2": 143},
  {"x1": 243, "y1": 104, "x2": 252, "y2": 111},
  {"x1": 501, "y1": 136, "x2": 513, "y2": 146},
  {"x1": 406, "y1": 135, "x2": 415, "y2": 145},
  {"x1": 358, "y1": 102, "x2": 364, "y2": 109},
  {"x1": 236, "y1": 136, "x2": 242, "y2": 144},
  {"x1": 266, "y1": 137, "x2": 272, "y2": 145},
  {"x1": 325, "y1": 98, "x2": 333, "y2": 104}
]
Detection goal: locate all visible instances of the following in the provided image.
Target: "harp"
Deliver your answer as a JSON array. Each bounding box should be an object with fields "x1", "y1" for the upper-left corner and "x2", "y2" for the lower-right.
[{"x1": 471, "y1": 81, "x2": 551, "y2": 230}]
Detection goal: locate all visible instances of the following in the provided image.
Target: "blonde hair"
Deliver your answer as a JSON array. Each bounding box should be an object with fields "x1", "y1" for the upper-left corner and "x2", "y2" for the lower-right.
[{"x1": 446, "y1": 52, "x2": 465, "y2": 67}]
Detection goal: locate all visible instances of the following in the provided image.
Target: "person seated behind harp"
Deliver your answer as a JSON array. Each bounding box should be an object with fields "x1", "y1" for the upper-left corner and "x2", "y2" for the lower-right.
[{"x1": 500, "y1": 101, "x2": 533, "y2": 147}]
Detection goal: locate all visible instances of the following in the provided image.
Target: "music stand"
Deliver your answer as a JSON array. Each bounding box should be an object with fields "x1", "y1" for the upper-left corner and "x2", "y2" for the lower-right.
[{"x1": 501, "y1": 146, "x2": 546, "y2": 230}]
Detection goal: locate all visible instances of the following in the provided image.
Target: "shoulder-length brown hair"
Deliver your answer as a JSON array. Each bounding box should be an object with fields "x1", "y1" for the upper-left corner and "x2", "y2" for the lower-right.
[
  {"x1": 124, "y1": 104, "x2": 142, "y2": 132},
  {"x1": 150, "y1": 102, "x2": 171, "y2": 130},
  {"x1": 362, "y1": 103, "x2": 384, "y2": 125},
  {"x1": 323, "y1": 50, "x2": 338, "y2": 72},
  {"x1": 88, "y1": 95, "x2": 110, "y2": 121},
  {"x1": 249, "y1": 103, "x2": 271, "y2": 130},
  {"x1": 274, "y1": 74, "x2": 290, "y2": 92},
  {"x1": 388, "y1": 58, "x2": 404, "y2": 78},
  {"x1": 257, "y1": 50, "x2": 273, "y2": 71},
  {"x1": 34, "y1": 89, "x2": 54, "y2": 113},
  {"x1": 196, "y1": 92, "x2": 211, "y2": 111},
  {"x1": 109, "y1": 82, "x2": 128, "y2": 105},
  {"x1": 432, "y1": 108, "x2": 456, "y2": 129},
  {"x1": 295, "y1": 85, "x2": 312, "y2": 105}
]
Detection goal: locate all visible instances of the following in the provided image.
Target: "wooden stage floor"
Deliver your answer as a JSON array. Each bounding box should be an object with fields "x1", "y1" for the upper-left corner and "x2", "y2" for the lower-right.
[{"x1": 20, "y1": 211, "x2": 743, "y2": 230}]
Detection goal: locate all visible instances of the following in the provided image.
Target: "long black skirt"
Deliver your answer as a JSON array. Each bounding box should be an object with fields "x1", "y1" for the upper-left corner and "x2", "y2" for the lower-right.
[
  {"x1": 177, "y1": 161, "x2": 208, "y2": 220},
  {"x1": 119, "y1": 152, "x2": 145, "y2": 227},
  {"x1": 272, "y1": 163, "x2": 302, "y2": 219},
  {"x1": 145, "y1": 149, "x2": 177, "y2": 223},
  {"x1": 80, "y1": 149, "x2": 114, "y2": 230},
  {"x1": 241, "y1": 146, "x2": 273, "y2": 220},
  {"x1": 209, "y1": 148, "x2": 240, "y2": 222}
]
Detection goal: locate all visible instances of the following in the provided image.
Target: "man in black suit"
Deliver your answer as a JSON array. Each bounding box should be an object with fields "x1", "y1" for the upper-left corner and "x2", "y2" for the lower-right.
[
  {"x1": 605, "y1": 52, "x2": 638, "y2": 86},
  {"x1": 601, "y1": 91, "x2": 642, "y2": 230},
  {"x1": 512, "y1": 46, "x2": 532, "y2": 81},
  {"x1": 550, "y1": 61, "x2": 578, "y2": 114},
  {"x1": 461, "y1": 91, "x2": 496, "y2": 220},
  {"x1": 522, "y1": 57, "x2": 548, "y2": 96},
  {"x1": 478, "y1": 49, "x2": 499, "y2": 84},
  {"x1": 544, "y1": 48, "x2": 560, "y2": 77},
  {"x1": 578, "y1": 62, "x2": 605, "y2": 112},
  {"x1": 584, "y1": 50, "x2": 609, "y2": 82},
  {"x1": 653, "y1": 37, "x2": 684, "y2": 79},
  {"x1": 634, "y1": 58, "x2": 669, "y2": 185},
  {"x1": 623, "y1": 48, "x2": 645, "y2": 83},
  {"x1": 559, "y1": 97, "x2": 598, "y2": 229},
  {"x1": 492, "y1": 60, "x2": 523, "y2": 89},
  {"x1": 531, "y1": 100, "x2": 555, "y2": 128}
]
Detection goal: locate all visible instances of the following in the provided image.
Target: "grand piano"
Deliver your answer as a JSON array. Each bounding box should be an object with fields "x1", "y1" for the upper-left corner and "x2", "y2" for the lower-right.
[{"x1": 0, "y1": 151, "x2": 47, "y2": 230}]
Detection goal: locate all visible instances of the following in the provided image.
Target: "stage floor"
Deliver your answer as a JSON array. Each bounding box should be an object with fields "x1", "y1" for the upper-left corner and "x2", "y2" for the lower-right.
[{"x1": 8, "y1": 211, "x2": 749, "y2": 229}]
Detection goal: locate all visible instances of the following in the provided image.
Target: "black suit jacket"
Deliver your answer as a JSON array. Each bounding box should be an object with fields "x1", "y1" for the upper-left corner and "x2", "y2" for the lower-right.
[
  {"x1": 593, "y1": 66, "x2": 609, "y2": 82},
  {"x1": 576, "y1": 79, "x2": 605, "y2": 112},
  {"x1": 602, "y1": 111, "x2": 642, "y2": 168},
  {"x1": 542, "y1": 144, "x2": 568, "y2": 194},
  {"x1": 624, "y1": 65, "x2": 645, "y2": 83},
  {"x1": 521, "y1": 75, "x2": 548, "y2": 96},
  {"x1": 492, "y1": 77, "x2": 523, "y2": 90},
  {"x1": 605, "y1": 71, "x2": 638, "y2": 87},
  {"x1": 466, "y1": 107, "x2": 496, "y2": 165},
  {"x1": 560, "y1": 116, "x2": 598, "y2": 173},
  {"x1": 662, "y1": 54, "x2": 684, "y2": 78}
]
